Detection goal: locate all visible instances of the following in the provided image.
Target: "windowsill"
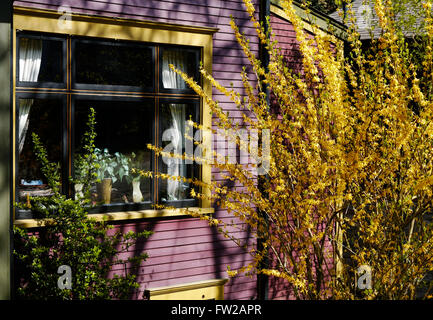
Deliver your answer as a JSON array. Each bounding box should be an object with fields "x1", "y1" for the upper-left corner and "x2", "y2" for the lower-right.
[{"x1": 14, "y1": 207, "x2": 215, "y2": 229}]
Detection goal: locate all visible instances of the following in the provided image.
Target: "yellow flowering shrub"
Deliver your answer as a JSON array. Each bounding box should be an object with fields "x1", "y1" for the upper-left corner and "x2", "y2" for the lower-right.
[{"x1": 142, "y1": 0, "x2": 433, "y2": 299}]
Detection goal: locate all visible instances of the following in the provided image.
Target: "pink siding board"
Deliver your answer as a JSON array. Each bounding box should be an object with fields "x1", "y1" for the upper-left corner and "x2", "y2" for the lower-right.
[
  {"x1": 121, "y1": 219, "x2": 251, "y2": 241},
  {"x1": 14, "y1": 0, "x2": 254, "y2": 14},
  {"x1": 137, "y1": 273, "x2": 228, "y2": 290},
  {"x1": 132, "y1": 238, "x2": 256, "y2": 259},
  {"x1": 137, "y1": 274, "x2": 255, "y2": 293},
  {"x1": 264, "y1": 13, "x2": 337, "y2": 300},
  {"x1": 108, "y1": 214, "x2": 257, "y2": 296},
  {"x1": 128, "y1": 260, "x2": 252, "y2": 283},
  {"x1": 225, "y1": 278, "x2": 258, "y2": 292},
  {"x1": 133, "y1": 251, "x2": 253, "y2": 272},
  {"x1": 123, "y1": 233, "x2": 251, "y2": 251},
  {"x1": 139, "y1": 248, "x2": 252, "y2": 267}
]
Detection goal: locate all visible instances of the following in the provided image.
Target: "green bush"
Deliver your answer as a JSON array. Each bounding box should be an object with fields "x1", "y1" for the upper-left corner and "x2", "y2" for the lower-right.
[{"x1": 14, "y1": 108, "x2": 152, "y2": 300}]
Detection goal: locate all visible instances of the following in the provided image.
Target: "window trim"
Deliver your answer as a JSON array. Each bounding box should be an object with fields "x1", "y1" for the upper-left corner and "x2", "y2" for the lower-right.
[{"x1": 12, "y1": 7, "x2": 215, "y2": 223}]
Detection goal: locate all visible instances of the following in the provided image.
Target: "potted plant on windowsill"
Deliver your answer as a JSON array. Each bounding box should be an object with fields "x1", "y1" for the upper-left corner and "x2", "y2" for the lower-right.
[
  {"x1": 94, "y1": 148, "x2": 117, "y2": 204},
  {"x1": 70, "y1": 107, "x2": 98, "y2": 202},
  {"x1": 94, "y1": 148, "x2": 130, "y2": 204}
]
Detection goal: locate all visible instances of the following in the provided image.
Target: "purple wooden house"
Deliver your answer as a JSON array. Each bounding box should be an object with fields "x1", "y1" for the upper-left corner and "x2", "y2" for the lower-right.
[{"x1": 0, "y1": 0, "x2": 345, "y2": 300}]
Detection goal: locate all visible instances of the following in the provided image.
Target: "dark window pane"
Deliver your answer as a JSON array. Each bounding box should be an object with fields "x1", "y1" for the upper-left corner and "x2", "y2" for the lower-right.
[
  {"x1": 18, "y1": 37, "x2": 64, "y2": 83},
  {"x1": 18, "y1": 98, "x2": 63, "y2": 202},
  {"x1": 161, "y1": 48, "x2": 199, "y2": 90},
  {"x1": 159, "y1": 103, "x2": 197, "y2": 202},
  {"x1": 74, "y1": 100, "x2": 153, "y2": 205},
  {"x1": 74, "y1": 40, "x2": 153, "y2": 87}
]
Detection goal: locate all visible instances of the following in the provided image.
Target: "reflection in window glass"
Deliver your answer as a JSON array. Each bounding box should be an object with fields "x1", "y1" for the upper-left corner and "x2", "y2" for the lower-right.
[
  {"x1": 19, "y1": 37, "x2": 64, "y2": 83},
  {"x1": 18, "y1": 98, "x2": 63, "y2": 203},
  {"x1": 159, "y1": 103, "x2": 196, "y2": 202},
  {"x1": 74, "y1": 100, "x2": 153, "y2": 205},
  {"x1": 75, "y1": 40, "x2": 153, "y2": 87}
]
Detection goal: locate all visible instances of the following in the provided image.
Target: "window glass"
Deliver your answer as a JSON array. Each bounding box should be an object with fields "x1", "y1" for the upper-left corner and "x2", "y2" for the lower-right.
[
  {"x1": 74, "y1": 40, "x2": 154, "y2": 87},
  {"x1": 19, "y1": 37, "x2": 64, "y2": 83},
  {"x1": 159, "y1": 103, "x2": 197, "y2": 202},
  {"x1": 16, "y1": 32, "x2": 202, "y2": 215},
  {"x1": 18, "y1": 98, "x2": 63, "y2": 203},
  {"x1": 74, "y1": 100, "x2": 153, "y2": 205},
  {"x1": 161, "y1": 48, "x2": 199, "y2": 90}
]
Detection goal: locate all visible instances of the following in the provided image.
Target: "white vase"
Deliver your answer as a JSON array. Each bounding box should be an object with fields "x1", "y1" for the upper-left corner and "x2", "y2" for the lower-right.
[
  {"x1": 74, "y1": 183, "x2": 84, "y2": 200},
  {"x1": 132, "y1": 180, "x2": 143, "y2": 203}
]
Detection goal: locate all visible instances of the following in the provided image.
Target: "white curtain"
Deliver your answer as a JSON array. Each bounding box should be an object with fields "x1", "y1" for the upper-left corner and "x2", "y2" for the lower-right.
[
  {"x1": 166, "y1": 104, "x2": 187, "y2": 200},
  {"x1": 18, "y1": 38, "x2": 43, "y2": 153},
  {"x1": 162, "y1": 50, "x2": 188, "y2": 200},
  {"x1": 162, "y1": 50, "x2": 187, "y2": 90}
]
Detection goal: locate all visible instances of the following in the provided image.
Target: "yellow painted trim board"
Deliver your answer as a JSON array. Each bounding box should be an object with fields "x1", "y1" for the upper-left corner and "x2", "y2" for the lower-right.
[
  {"x1": 14, "y1": 207, "x2": 215, "y2": 229},
  {"x1": 13, "y1": 6, "x2": 219, "y2": 35},
  {"x1": 145, "y1": 279, "x2": 228, "y2": 300},
  {"x1": 14, "y1": 9, "x2": 215, "y2": 46},
  {"x1": 149, "y1": 286, "x2": 224, "y2": 300}
]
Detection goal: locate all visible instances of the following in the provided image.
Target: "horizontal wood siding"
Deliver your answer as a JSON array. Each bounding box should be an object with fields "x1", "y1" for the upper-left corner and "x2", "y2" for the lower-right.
[
  {"x1": 108, "y1": 216, "x2": 257, "y2": 300},
  {"x1": 268, "y1": 12, "x2": 336, "y2": 300},
  {"x1": 268, "y1": 12, "x2": 297, "y2": 298},
  {"x1": 14, "y1": 0, "x2": 260, "y2": 300}
]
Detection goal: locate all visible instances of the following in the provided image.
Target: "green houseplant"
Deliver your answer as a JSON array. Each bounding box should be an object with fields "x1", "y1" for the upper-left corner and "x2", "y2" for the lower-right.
[
  {"x1": 94, "y1": 149, "x2": 147, "y2": 204},
  {"x1": 94, "y1": 148, "x2": 130, "y2": 204},
  {"x1": 70, "y1": 108, "x2": 98, "y2": 201}
]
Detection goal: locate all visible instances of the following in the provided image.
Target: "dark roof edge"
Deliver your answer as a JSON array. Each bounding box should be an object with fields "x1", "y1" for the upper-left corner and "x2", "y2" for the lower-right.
[{"x1": 271, "y1": 0, "x2": 348, "y2": 32}]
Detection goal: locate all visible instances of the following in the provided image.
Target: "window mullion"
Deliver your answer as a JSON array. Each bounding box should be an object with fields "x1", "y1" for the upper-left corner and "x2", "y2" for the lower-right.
[
  {"x1": 154, "y1": 45, "x2": 160, "y2": 206},
  {"x1": 63, "y1": 95, "x2": 70, "y2": 197},
  {"x1": 154, "y1": 96, "x2": 159, "y2": 206}
]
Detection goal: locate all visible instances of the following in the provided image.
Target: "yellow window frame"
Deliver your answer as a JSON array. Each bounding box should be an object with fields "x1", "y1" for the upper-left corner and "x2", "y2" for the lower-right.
[{"x1": 12, "y1": 7, "x2": 216, "y2": 226}]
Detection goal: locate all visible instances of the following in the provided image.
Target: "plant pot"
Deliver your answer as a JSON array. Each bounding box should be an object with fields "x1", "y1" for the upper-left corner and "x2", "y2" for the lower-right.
[
  {"x1": 132, "y1": 180, "x2": 143, "y2": 203},
  {"x1": 74, "y1": 183, "x2": 84, "y2": 200},
  {"x1": 98, "y1": 178, "x2": 112, "y2": 204}
]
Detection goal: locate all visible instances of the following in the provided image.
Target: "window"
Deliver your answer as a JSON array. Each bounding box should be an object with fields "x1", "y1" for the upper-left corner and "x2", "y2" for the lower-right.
[{"x1": 15, "y1": 31, "x2": 201, "y2": 217}]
